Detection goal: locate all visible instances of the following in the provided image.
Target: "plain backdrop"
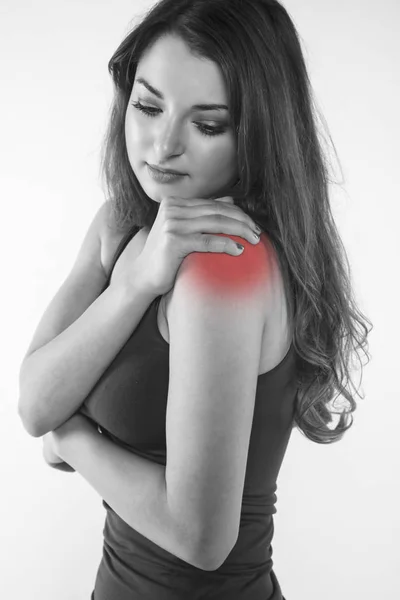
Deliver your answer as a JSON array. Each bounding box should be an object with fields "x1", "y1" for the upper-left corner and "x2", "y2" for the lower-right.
[{"x1": 1, "y1": 0, "x2": 399, "y2": 598}]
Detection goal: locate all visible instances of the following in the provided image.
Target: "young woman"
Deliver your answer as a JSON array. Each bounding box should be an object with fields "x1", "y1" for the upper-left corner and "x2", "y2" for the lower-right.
[{"x1": 19, "y1": 1, "x2": 372, "y2": 598}]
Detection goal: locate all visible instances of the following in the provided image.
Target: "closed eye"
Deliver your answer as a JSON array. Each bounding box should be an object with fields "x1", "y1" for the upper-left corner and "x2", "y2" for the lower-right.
[{"x1": 131, "y1": 101, "x2": 227, "y2": 138}]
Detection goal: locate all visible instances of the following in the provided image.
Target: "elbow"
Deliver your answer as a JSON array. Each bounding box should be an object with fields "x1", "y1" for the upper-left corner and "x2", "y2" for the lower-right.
[
  {"x1": 192, "y1": 546, "x2": 232, "y2": 572},
  {"x1": 190, "y1": 530, "x2": 237, "y2": 572},
  {"x1": 166, "y1": 493, "x2": 237, "y2": 572}
]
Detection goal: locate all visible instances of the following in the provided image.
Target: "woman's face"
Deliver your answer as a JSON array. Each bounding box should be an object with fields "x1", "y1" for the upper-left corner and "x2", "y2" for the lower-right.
[{"x1": 125, "y1": 34, "x2": 239, "y2": 203}]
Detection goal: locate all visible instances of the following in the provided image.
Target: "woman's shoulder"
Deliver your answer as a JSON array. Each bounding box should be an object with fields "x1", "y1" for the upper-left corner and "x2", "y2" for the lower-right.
[
  {"x1": 101, "y1": 200, "x2": 124, "y2": 236},
  {"x1": 99, "y1": 200, "x2": 144, "y2": 278}
]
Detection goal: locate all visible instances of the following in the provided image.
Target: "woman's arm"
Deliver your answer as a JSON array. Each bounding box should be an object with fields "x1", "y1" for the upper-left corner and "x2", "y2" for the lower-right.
[
  {"x1": 53, "y1": 414, "x2": 210, "y2": 570},
  {"x1": 19, "y1": 277, "x2": 156, "y2": 438}
]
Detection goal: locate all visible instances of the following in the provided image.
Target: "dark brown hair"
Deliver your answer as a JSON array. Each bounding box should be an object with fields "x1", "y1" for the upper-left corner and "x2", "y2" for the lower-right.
[{"x1": 98, "y1": 0, "x2": 373, "y2": 444}]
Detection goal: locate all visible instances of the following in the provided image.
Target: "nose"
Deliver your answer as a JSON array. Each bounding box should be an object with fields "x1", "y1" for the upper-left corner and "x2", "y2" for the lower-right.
[{"x1": 154, "y1": 119, "x2": 185, "y2": 162}]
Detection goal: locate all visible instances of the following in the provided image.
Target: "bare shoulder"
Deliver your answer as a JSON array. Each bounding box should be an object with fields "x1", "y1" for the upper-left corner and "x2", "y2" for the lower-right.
[
  {"x1": 97, "y1": 201, "x2": 123, "y2": 278},
  {"x1": 98, "y1": 200, "x2": 148, "y2": 279},
  {"x1": 100, "y1": 199, "x2": 121, "y2": 238}
]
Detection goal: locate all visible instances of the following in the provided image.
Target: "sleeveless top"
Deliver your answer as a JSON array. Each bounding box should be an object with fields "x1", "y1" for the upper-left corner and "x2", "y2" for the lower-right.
[{"x1": 79, "y1": 224, "x2": 297, "y2": 600}]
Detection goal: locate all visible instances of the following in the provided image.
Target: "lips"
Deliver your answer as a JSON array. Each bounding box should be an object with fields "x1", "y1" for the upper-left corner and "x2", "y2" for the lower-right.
[{"x1": 148, "y1": 164, "x2": 186, "y2": 175}]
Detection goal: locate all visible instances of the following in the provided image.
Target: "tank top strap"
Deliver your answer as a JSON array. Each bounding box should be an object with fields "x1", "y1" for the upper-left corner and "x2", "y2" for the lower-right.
[{"x1": 101, "y1": 224, "x2": 142, "y2": 294}]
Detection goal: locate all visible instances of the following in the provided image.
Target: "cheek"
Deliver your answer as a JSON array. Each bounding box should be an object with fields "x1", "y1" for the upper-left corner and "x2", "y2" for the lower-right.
[
  {"x1": 196, "y1": 143, "x2": 236, "y2": 179},
  {"x1": 125, "y1": 115, "x2": 138, "y2": 146},
  {"x1": 124, "y1": 115, "x2": 146, "y2": 165}
]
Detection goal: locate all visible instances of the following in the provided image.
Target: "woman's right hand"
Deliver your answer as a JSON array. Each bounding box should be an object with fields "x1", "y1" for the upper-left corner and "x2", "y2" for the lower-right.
[{"x1": 131, "y1": 195, "x2": 262, "y2": 297}]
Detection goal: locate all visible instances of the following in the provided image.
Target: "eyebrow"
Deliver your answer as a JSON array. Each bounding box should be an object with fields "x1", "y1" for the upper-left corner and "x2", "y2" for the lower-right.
[{"x1": 135, "y1": 77, "x2": 229, "y2": 112}]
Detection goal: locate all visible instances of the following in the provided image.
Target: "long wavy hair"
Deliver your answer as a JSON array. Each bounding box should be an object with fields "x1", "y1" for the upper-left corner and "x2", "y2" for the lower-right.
[{"x1": 98, "y1": 0, "x2": 373, "y2": 444}]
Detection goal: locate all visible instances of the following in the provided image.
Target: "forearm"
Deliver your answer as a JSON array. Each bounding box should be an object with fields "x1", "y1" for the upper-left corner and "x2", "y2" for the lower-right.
[
  {"x1": 55, "y1": 420, "x2": 202, "y2": 569},
  {"x1": 19, "y1": 278, "x2": 157, "y2": 438}
]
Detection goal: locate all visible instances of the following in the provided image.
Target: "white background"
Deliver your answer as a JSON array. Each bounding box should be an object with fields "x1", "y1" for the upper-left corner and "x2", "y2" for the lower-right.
[{"x1": 1, "y1": 0, "x2": 398, "y2": 598}]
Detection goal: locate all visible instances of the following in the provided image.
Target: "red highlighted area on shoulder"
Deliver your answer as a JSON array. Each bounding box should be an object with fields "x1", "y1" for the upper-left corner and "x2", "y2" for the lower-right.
[{"x1": 178, "y1": 232, "x2": 273, "y2": 301}]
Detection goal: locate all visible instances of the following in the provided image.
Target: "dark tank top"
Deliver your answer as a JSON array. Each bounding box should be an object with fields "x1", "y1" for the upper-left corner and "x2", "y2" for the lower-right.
[{"x1": 80, "y1": 224, "x2": 296, "y2": 600}]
